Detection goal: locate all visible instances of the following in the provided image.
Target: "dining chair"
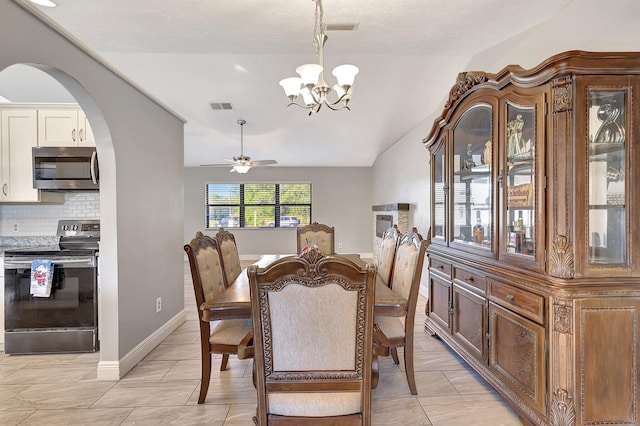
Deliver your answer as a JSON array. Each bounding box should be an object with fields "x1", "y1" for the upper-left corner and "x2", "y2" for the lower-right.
[
  {"x1": 373, "y1": 229, "x2": 428, "y2": 395},
  {"x1": 247, "y1": 249, "x2": 376, "y2": 425},
  {"x1": 215, "y1": 227, "x2": 242, "y2": 286},
  {"x1": 375, "y1": 225, "x2": 400, "y2": 287},
  {"x1": 184, "y1": 232, "x2": 253, "y2": 404},
  {"x1": 296, "y1": 221, "x2": 335, "y2": 255}
]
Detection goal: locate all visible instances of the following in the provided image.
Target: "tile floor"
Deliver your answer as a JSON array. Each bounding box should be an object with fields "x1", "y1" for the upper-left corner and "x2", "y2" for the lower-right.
[{"x1": 0, "y1": 260, "x2": 523, "y2": 425}]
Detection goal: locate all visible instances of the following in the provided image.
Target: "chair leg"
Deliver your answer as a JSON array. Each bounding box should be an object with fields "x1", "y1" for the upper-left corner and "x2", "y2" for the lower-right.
[
  {"x1": 390, "y1": 347, "x2": 399, "y2": 364},
  {"x1": 404, "y1": 338, "x2": 417, "y2": 395},
  {"x1": 371, "y1": 354, "x2": 379, "y2": 389},
  {"x1": 220, "y1": 353, "x2": 230, "y2": 371},
  {"x1": 198, "y1": 351, "x2": 212, "y2": 404}
]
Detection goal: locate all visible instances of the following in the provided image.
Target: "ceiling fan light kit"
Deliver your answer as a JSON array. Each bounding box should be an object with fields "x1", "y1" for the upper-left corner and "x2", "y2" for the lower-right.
[
  {"x1": 200, "y1": 119, "x2": 277, "y2": 173},
  {"x1": 278, "y1": 0, "x2": 359, "y2": 115}
]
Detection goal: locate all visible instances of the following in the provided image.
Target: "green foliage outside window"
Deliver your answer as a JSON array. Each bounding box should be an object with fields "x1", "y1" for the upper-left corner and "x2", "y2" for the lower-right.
[{"x1": 206, "y1": 183, "x2": 311, "y2": 228}]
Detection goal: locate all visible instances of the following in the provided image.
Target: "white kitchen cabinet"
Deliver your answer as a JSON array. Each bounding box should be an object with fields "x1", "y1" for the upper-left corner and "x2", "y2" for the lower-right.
[
  {"x1": 38, "y1": 108, "x2": 95, "y2": 147},
  {"x1": 0, "y1": 109, "x2": 64, "y2": 203}
]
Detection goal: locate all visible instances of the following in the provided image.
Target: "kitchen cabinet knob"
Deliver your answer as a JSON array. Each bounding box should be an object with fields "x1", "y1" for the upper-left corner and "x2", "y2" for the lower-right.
[
  {"x1": 465, "y1": 275, "x2": 474, "y2": 282},
  {"x1": 506, "y1": 293, "x2": 515, "y2": 302}
]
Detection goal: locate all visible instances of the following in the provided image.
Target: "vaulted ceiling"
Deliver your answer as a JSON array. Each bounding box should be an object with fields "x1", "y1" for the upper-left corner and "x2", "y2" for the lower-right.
[{"x1": 1, "y1": 0, "x2": 573, "y2": 167}]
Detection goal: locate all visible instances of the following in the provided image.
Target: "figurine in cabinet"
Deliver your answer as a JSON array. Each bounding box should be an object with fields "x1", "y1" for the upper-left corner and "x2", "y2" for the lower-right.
[
  {"x1": 482, "y1": 140, "x2": 492, "y2": 165},
  {"x1": 507, "y1": 113, "x2": 525, "y2": 156}
]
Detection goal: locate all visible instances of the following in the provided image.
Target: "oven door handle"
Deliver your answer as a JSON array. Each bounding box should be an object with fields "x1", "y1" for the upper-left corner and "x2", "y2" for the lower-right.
[{"x1": 5, "y1": 258, "x2": 96, "y2": 268}]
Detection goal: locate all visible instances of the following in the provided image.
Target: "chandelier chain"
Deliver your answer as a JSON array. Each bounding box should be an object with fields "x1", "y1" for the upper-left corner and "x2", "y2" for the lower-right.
[{"x1": 313, "y1": 0, "x2": 324, "y2": 56}]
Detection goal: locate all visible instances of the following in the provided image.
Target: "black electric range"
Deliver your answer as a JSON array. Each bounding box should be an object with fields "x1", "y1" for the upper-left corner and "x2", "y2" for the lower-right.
[{"x1": 3, "y1": 219, "x2": 100, "y2": 354}]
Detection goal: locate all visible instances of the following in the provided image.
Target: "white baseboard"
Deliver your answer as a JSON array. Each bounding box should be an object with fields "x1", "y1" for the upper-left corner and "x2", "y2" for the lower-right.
[{"x1": 97, "y1": 310, "x2": 186, "y2": 381}]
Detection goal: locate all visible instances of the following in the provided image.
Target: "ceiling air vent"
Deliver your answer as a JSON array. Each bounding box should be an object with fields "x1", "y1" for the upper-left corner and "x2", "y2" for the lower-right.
[
  {"x1": 325, "y1": 23, "x2": 359, "y2": 32},
  {"x1": 210, "y1": 102, "x2": 233, "y2": 110}
]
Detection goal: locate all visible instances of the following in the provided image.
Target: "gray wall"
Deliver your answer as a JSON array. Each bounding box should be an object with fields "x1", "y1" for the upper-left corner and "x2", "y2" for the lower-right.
[
  {"x1": 184, "y1": 166, "x2": 373, "y2": 256},
  {"x1": 1, "y1": 0, "x2": 185, "y2": 376}
]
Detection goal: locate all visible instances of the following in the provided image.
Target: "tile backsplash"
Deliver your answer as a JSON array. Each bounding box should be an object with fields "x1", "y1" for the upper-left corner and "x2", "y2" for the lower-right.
[{"x1": 0, "y1": 192, "x2": 100, "y2": 236}]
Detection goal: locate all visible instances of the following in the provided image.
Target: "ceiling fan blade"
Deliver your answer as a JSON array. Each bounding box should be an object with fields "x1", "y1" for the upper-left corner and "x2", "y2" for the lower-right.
[
  {"x1": 201, "y1": 158, "x2": 242, "y2": 167},
  {"x1": 205, "y1": 120, "x2": 278, "y2": 170},
  {"x1": 249, "y1": 159, "x2": 278, "y2": 166},
  {"x1": 200, "y1": 163, "x2": 236, "y2": 167}
]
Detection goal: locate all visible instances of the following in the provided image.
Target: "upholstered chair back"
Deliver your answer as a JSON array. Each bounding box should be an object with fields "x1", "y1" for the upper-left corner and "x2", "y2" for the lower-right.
[
  {"x1": 184, "y1": 232, "x2": 254, "y2": 404},
  {"x1": 375, "y1": 226, "x2": 400, "y2": 287},
  {"x1": 215, "y1": 227, "x2": 242, "y2": 286},
  {"x1": 373, "y1": 229, "x2": 427, "y2": 396},
  {"x1": 391, "y1": 231, "x2": 426, "y2": 302},
  {"x1": 296, "y1": 222, "x2": 335, "y2": 255},
  {"x1": 184, "y1": 232, "x2": 227, "y2": 309},
  {"x1": 248, "y1": 250, "x2": 375, "y2": 424}
]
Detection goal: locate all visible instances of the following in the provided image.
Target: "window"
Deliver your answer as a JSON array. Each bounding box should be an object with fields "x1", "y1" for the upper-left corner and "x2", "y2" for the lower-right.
[{"x1": 206, "y1": 183, "x2": 311, "y2": 228}]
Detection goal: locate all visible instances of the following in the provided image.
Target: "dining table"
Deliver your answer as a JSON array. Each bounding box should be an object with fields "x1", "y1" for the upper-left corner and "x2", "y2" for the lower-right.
[{"x1": 200, "y1": 253, "x2": 408, "y2": 322}]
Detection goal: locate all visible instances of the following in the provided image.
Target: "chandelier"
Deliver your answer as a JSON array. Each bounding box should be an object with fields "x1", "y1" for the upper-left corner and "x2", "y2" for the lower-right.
[{"x1": 278, "y1": 0, "x2": 359, "y2": 115}]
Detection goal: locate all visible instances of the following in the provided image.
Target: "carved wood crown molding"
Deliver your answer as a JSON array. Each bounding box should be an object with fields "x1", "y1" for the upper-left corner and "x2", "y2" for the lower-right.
[{"x1": 444, "y1": 72, "x2": 489, "y2": 109}]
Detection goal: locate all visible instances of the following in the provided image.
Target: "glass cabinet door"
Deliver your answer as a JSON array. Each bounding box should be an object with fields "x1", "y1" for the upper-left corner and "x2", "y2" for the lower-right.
[
  {"x1": 451, "y1": 104, "x2": 493, "y2": 251},
  {"x1": 432, "y1": 137, "x2": 447, "y2": 244},
  {"x1": 504, "y1": 102, "x2": 536, "y2": 258},
  {"x1": 587, "y1": 89, "x2": 626, "y2": 264}
]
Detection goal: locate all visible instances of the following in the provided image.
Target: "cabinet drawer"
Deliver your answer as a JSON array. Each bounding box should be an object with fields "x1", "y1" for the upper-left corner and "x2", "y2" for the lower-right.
[
  {"x1": 430, "y1": 257, "x2": 451, "y2": 278},
  {"x1": 489, "y1": 279, "x2": 544, "y2": 324},
  {"x1": 453, "y1": 266, "x2": 486, "y2": 293}
]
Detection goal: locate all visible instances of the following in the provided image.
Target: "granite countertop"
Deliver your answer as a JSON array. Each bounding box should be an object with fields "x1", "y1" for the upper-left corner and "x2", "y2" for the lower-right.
[{"x1": 0, "y1": 236, "x2": 59, "y2": 256}]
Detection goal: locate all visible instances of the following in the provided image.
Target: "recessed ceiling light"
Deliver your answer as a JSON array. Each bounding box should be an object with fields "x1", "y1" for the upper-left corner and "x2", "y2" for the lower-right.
[{"x1": 30, "y1": 0, "x2": 57, "y2": 7}]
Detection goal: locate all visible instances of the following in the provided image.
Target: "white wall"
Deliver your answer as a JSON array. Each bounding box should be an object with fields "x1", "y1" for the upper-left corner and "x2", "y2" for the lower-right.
[
  {"x1": 467, "y1": 0, "x2": 640, "y2": 75},
  {"x1": 184, "y1": 166, "x2": 373, "y2": 256},
  {"x1": 0, "y1": 1, "x2": 185, "y2": 378}
]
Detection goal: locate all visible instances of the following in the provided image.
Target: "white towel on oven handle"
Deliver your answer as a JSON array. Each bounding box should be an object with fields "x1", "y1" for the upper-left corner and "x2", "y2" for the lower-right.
[{"x1": 30, "y1": 259, "x2": 53, "y2": 298}]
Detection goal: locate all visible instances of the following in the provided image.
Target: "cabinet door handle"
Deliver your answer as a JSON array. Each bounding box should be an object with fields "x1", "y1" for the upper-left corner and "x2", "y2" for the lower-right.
[
  {"x1": 79, "y1": 128, "x2": 84, "y2": 142},
  {"x1": 72, "y1": 129, "x2": 76, "y2": 142},
  {"x1": 506, "y1": 293, "x2": 515, "y2": 302},
  {"x1": 437, "y1": 265, "x2": 444, "y2": 270},
  {"x1": 465, "y1": 275, "x2": 474, "y2": 282},
  {"x1": 2, "y1": 183, "x2": 7, "y2": 196}
]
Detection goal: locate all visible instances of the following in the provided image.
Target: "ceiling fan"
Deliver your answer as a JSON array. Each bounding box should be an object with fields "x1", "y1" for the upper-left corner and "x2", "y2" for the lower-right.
[{"x1": 201, "y1": 119, "x2": 277, "y2": 173}]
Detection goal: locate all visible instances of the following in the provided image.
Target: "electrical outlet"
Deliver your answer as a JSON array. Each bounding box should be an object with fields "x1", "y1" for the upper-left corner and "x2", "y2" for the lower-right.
[
  {"x1": 338, "y1": 242, "x2": 343, "y2": 249},
  {"x1": 12, "y1": 223, "x2": 18, "y2": 233},
  {"x1": 156, "y1": 297, "x2": 162, "y2": 313}
]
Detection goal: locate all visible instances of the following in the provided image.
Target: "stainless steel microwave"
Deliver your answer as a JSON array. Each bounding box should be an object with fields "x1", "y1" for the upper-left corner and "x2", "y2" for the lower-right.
[{"x1": 32, "y1": 147, "x2": 99, "y2": 190}]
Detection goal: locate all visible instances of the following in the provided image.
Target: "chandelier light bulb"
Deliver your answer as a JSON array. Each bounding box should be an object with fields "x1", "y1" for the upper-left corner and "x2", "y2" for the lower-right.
[
  {"x1": 279, "y1": 0, "x2": 358, "y2": 114},
  {"x1": 300, "y1": 88, "x2": 317, "y2": 107},
  {"x1": 296, "y1": 64, "x2": 323, "y2": 87},
  {"x1": 279, "y1": 77, "x2": 303, "y2": 98},
  {"x1": 332, "y1": 64, "x2": 359, "y2": 88}
]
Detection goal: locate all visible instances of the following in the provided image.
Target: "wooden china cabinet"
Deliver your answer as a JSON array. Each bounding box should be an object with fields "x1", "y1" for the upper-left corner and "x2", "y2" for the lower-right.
[{"x1": 423, "y1": 51, "x2": 640, "y2": 426}]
